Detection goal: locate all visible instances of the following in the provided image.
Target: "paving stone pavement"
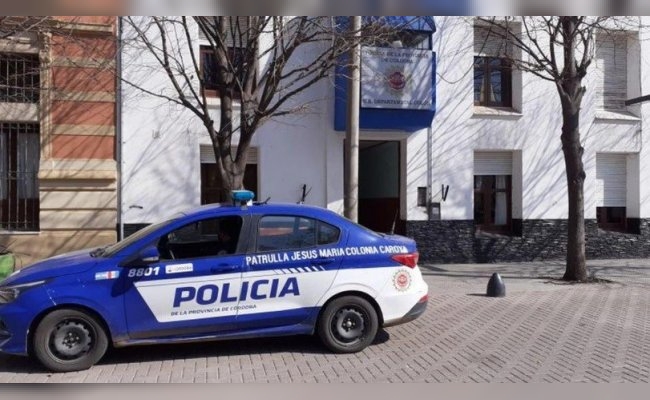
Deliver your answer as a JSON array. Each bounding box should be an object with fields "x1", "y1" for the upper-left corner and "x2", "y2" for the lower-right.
[{"x1": 0, "y1": 258, "x2": 649, "y2": 383}]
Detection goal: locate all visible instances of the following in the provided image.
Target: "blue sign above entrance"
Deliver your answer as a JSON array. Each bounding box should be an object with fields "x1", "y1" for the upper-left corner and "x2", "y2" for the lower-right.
[{"x1": 334, "y1": 17, "x2": 436, "y2": 133}]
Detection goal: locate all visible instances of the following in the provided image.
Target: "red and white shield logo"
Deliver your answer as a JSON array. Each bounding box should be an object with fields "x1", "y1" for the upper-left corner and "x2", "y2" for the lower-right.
[{"x1": 393, "y1": 270, "x2": 412, "y2": 291}]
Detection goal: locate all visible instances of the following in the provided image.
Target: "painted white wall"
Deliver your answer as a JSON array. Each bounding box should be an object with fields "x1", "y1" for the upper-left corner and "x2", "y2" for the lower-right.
[
  {"x1": 429, "y1": 16, "x2": 650, "y2": 221},
  {"x1": 121, "y1": 17, "x2": 204, "y2": 224},
  {"x1": 121, "y1": 17, "x2": 338, "y2": 224},
  {"x1": 121, "y1": 16, "x2": 650, "y2": 227},
  {"x1": 637, "y1": 17, "x2": 650, "y2": 219}
]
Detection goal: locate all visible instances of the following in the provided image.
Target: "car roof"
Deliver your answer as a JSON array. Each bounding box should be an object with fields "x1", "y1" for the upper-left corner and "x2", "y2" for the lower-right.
[{"x1": 178, "y1": 202, "x2": 344, "y2": 221}]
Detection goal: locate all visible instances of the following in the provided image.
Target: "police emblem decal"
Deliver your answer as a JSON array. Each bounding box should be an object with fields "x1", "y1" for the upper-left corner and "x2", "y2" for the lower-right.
[{"x1": 393, "y1": 270, "x2": 411, "y2": 291}]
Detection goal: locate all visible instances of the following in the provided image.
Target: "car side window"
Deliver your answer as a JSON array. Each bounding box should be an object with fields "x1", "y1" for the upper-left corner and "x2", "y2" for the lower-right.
[
  {"x1": 158, "y1": 216, "x2": 242, "y2": 260},
  {"x1": 256, "y1": 216, "x2": 340, "y2": 252},
  {"x1": 257, "y1": 216, "x2": 316, "y2": 252},
  {"x1": 318, "y1": 221, "x2": 340, "y2": 245}
]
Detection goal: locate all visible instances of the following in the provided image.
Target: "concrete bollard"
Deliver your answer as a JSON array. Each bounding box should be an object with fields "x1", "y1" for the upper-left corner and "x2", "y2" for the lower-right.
[{"x1": 486, "y1": 272, "x2": 506, "y2": 297}]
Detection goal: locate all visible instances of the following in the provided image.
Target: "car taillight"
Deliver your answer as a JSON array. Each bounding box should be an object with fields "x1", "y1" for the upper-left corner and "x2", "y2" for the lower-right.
[{"x1": 391, "y1": 252, "x2": 419, "y2": 268}]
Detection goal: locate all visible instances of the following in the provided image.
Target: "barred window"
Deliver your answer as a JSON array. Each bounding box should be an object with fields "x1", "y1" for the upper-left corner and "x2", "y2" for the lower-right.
[
  {"x1": 1, "y1": 123, "x2": 40, "y2": 231},
  {"x1": 0, "y1": 53, "x2": 40, "y2": 103}
]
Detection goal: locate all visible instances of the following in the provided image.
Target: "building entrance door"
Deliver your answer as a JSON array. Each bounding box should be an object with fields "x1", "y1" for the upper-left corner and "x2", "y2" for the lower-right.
[{"x1": 358, "y1": 140, "x2": 403, "y2": 234}]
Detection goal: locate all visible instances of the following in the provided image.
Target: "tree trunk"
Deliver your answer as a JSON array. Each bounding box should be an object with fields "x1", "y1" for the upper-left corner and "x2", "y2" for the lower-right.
[
  {"x1": 556, "y1": 17, "x2": 588, "y2": 282},
  {"x1": 560, "y1": 97, "x2": 588, "y2": 281}
]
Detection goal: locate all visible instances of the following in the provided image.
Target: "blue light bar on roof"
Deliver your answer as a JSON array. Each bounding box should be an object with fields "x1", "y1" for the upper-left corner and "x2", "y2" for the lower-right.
[{"x1": 231, "y1": 190, "x2": 255, "y2": 205}]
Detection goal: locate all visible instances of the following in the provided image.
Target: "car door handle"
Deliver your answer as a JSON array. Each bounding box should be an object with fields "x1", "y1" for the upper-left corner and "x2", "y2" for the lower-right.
[
  {"x1": 211, "y1": 264, "x2": 239, "y2": 273},
  {"x1": 313, "y1": 257, "x2": 335, "y2": 265}
]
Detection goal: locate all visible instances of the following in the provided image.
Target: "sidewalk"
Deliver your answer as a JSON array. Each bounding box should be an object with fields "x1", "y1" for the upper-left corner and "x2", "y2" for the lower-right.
[
  {"x1": 421, "y1": 258, "x2": 650, "y2": 295},
  {"x1": 0, "y1": 258, "x2": 648, "y2": 382}
]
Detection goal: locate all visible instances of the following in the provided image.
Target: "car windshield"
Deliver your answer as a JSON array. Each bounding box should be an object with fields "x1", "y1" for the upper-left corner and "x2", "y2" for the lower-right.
[{"x1": 101, "y1": 218, "x2": 178, "y2": 257}]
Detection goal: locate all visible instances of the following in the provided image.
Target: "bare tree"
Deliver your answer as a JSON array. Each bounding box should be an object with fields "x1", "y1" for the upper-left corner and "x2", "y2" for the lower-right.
[
  {"x1": 476, "y1": 16, "x2": 638, "y2": 281},
  {"x1": 120, "y1": 16, "x2": 418, "y2": 201}
]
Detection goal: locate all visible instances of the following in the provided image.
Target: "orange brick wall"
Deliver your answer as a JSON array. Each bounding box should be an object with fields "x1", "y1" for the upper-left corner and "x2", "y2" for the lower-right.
[
  {"x1": 51, "y1": 101, "x2": 114, "y2": 126},
  {"x1": 48, "y1": 20, "x2": 116, "y2": 161},
  {"x1": 53, "y1": 16, "x2": 115, "y2": 26},
  {"x1": 50, "y1": 35, "x2": 116, "y2": 60},
  {"x1": 51, "y1": 135, "x2": 115, "y2": 159},
  {"x1": 52, "y1": 67, "x2": 114, "y2": 92}
]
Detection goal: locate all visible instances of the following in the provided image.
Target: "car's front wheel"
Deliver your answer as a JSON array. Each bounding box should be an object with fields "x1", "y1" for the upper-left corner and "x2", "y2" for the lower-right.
[
  {"x1": 32, "y1": 309, "x2": 109, "y2": 372},
  {"x1": 317, "y1": 296, "x2": 379, "y2": 353}
]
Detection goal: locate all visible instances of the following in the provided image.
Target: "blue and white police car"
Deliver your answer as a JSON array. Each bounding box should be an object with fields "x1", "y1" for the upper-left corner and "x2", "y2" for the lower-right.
[{"x1": 0, "y1": 191, "x2": 428, "y2": 372}]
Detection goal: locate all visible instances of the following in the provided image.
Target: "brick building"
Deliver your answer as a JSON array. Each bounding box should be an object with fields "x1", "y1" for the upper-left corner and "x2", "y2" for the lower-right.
[{"x1": 0, "y1": 17, "x2": 117, "y2": 266}]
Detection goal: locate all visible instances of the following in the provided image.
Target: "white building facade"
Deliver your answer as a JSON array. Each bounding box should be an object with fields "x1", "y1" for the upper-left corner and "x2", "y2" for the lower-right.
[{"x1": 120, "y1": 16, "x2": 650, "y2": 263}]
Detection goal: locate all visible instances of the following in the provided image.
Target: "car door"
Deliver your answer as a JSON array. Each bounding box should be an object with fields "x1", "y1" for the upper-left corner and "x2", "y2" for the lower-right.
[
  {"x1": 235, "y1": 213, "x2": 345, "y2": 331},
  {"x1": 121, "y1": 213, "x2": 250, "y2": 340}
]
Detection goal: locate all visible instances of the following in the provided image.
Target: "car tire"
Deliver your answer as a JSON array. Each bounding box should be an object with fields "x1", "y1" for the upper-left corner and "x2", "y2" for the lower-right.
[
  {"x1": 317, "y1": 296, "x2": 378, "y2": 353},
  {"x1": 32, "y1": 309, "x2": 109, "y2": 373}
]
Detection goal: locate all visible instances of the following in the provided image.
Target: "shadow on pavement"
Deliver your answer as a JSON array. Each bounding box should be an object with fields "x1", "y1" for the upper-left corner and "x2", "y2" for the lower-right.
[
  {"x1": 99, "y1": 329, "x2": 390, "y2": 369},
  {"x1": 0, "y1": 330, "x2": 391, "y2": 373},
  {"x1": 0, "y1": 354, "x2": 43, "y2": 374},
  {"x1": 419, "y1": 263, "x2": 650, "y2": 282}
]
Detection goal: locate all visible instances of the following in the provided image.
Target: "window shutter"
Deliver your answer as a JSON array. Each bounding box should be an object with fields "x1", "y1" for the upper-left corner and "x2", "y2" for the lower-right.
[
  {"x1": 200, "y1": 145, "x2": 258, "y2": 164},
  {"x1": 474, "y1": 25, "x2": 512, "y2": 57},
  {"x1": 198, "y1": 17, "x2": 250, "y2": 48},
  {"x1": 596, "y1": 153, "x2": 627, "y2": 207},
  {"x1": 474, "y1": 151, "x2": 513, "y2": 175},
  {"x1": 595, "y1": 33, "x2": 627, "y2": 111}
]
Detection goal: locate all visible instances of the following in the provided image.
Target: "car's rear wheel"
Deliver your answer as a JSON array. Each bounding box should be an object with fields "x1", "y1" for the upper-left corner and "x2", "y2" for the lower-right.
[
  {"x1": 32, "y1": 309, "x2": 108, "y2": 372},
  {"x1": 317, "y1": 296, "x2": 378, "y2": 353}
]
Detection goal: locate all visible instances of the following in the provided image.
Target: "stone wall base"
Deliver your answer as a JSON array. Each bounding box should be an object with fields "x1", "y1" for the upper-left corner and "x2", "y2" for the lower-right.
[{"x1": 406, "y1": 219, "x2": 650, "y2": 263}]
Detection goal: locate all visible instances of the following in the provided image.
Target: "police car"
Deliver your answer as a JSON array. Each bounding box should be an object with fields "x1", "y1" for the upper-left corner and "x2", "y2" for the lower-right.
[{"x1": 0, "y1": 191, "x2": 428, "y2": 372}]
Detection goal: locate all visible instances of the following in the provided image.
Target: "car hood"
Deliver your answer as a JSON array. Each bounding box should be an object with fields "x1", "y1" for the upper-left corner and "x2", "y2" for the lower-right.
[{"x1": 1, "y1": 248, "x2": 99, "y2": 286}]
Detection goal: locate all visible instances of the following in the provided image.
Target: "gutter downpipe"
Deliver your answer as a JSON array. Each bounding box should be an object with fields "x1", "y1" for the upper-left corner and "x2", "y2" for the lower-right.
[
  {"x1": 116, "y1": 16, "x2": 124, "y2": 240},
  {"x1": 427, "y1": 124, "x2": 433, "y2": 220}
]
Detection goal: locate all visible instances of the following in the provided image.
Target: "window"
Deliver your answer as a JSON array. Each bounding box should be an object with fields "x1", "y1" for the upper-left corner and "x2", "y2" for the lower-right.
[
  {"x1": 1, "y1": 52, "x2": 40, "y2": 232},
  {"x1": 596, "y1": 207, "x2": 627, "y2": 232},
  {"x1": 157, "y1": 216, "x2": 243, "y2": 260},
  {"x1": 0, "y1": 53, "x2": 40, "y2": 103},
  {"x1": 198, "y1": 16, "x2": 253, "y2": 99},
  {"x1": 474, "y1": 151, "x2": 514, "y2": 234},
  {"x1": 595, "y1": 33, "x2": 628, "y2": 112},
  {"x1": 474, "y1": 24, "x2": 515, "y2": 109},
  {"x1": 1, "y1": 123, "x2": 40, "y2": 231},
  {"x1": 474, "y1": 57, "x2": 512, "y2": 107},
  {"x1": 199, "y1": 145, "x2": 258, "y2": 205},
  {"x1": 474, "y1": 175, "x2": 512, "y2": 233},
  {"x1": 595, "y1": 153, "x2": 629, "y2": 232},
  {"x1": 256, "y1": 216, "x2": 340, "y2": 252},
  {"x1": 199, "y1": 45, "x2": 248, "y2": 99},
  {"x1": 318, "y1": 222, "x2": 340, "y2": 245},
  {"x1": 367, "y1": 29, "x2": 432, "y2": 50}
]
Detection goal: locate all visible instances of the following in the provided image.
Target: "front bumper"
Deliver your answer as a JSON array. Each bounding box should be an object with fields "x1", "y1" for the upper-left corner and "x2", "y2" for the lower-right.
[
  {"x1": 0, "y1": 286, "x2": 52, "y2": 356},
  {"x1": 0, "y1": 306, "x2": 31, "y2": 356},
  {"x1": 0, "y1": 317, "x2": 11, "y2": 347},
  {"x1": 383, "y1": 294, "x2": 428, "y2": 328}
]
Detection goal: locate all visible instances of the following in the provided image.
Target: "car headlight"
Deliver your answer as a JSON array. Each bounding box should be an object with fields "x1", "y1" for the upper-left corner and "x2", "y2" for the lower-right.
[{"x1": 0, "y1": 281, "x2": 46, "y2": 304}]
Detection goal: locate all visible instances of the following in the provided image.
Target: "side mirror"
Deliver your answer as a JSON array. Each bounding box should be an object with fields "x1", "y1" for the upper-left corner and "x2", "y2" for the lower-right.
[{"x1": 119, "y1": 245, "x2": 160, "y2": 267}]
